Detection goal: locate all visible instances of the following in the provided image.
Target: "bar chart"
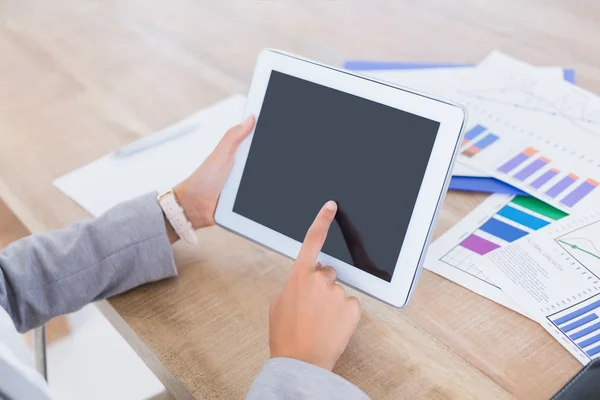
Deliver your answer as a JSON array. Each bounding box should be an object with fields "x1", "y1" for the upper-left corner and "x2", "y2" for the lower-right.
[
  {"x1": 494, "y1": 146, "x2": 600, "y2": 210},
  {"x1": 460, "y1": 124, "x2": 500, "y2": 158},
  {"x1": 441, "y1": 195, "x2": 567, "y2": 284},
  {"x1": 549, "y1": 294, "x2": 600, "y2": 358}
]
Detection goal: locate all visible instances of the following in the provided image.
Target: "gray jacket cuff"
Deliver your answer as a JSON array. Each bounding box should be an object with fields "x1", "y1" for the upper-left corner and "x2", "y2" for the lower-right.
[{"x1": 247, "y1": 358, "x2": 369, "y2": 400}]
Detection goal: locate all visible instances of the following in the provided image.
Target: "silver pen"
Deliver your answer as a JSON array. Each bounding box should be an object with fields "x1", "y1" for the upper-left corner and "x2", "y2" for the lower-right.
[{"x1": 113, "y1": 120, "x2": 202, "y2": 159}]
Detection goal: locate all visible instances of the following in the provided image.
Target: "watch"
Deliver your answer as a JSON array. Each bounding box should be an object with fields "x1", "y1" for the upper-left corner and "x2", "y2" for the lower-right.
[{"x1": 157, "y1": 189, "x2": 198, "y2": 245}]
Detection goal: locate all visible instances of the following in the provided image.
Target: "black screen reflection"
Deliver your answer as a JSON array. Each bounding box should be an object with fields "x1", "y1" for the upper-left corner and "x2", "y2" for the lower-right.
[{"x1": 335, "y1": 205, "x2": 393, "y2": 282}]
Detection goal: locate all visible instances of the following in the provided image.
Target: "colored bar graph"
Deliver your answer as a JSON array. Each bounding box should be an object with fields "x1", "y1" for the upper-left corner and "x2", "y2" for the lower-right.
[
  {"x1": 511, "y1": 196, "x2": 567, "y2": 220},
  {"x1": 498, "y1": 148, "x2": 538, "y2": 174},
  {"x1": 497, "y1": 205, "x2": 550, "y2": 230},
  {"x1": 531, "y1": 168, "x2": 559, "y2": 189},
  {"x1": 554, "y1": 299, "x2": 600, "y2": 325},
  {"x1": 546, "y1": 173, "x2": 579, "y2": 198},
  {"x1": 461, "y1": 124, "x2": 486, "y2": 146},
  {"x1": 514, "y1": 157, "x2": 551, "y2": 181},
  {"x1": 462, "y1": 133, "x2": 500, "y2": 157},
  {"x1": 561, "y1": 314, "x2": 598, "y2": 332},
  {"x1": 459, "y1": 234, "x2": 500, "y2": 255},
  {"x1": 561, "y1": 178, "x2": 600, "y2": 207},
  {"x1": 570, "y1": 321, "x2": 600, "y2": 340},
  {"x1": 479, "y1": 218, "x2": 528, "y2": 243}
]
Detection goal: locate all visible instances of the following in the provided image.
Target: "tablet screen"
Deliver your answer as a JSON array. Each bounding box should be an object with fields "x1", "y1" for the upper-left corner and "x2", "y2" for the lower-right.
[{"x1": 233, "y1": 71, "x2": 440, "y2": 282}]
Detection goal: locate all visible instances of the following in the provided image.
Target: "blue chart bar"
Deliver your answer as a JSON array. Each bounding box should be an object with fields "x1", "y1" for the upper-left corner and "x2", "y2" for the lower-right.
[
  {"x1": 497, "y1": 205, "x2": 549, "y2": 230},
  {"x1": 463, "y1": 133, "x2": 500, "y2": 157},
  {"x1": 464, "y1": 125, "x2": 486, "y2": 142},
  {"x1": 570, "y1": 321, "x2": 600, "y2": 340},
  {"x1": 561, "y1": 314, "x2": 598, "y2": 332},
  {"x1": 587, "y1": 345, "x2": 600, "y2": 356},
  {"x1": 554, "y1": 299, "x2": 600, "y2": 325},
  {"x1": 479, "y1": 218, "x2": 528, "y2": 243},
  {"x1": 475, "y1": 133, "x2": 499, "y2": 149},
  {"x1": 579, "y1": 332, "x2": 600, "y2": 348}
]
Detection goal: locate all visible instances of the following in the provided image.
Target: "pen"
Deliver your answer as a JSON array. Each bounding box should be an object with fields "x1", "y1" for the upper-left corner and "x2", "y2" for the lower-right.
[{"x1": 113, "y1": 120, "x2": 202, "y2": 159}]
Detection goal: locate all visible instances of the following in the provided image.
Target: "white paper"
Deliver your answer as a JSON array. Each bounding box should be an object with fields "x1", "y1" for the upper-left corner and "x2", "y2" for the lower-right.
[
  {"x1": 426, "y1": 193, "x2": 554, "y2": 317},
  {"x1": 54, "y1": 95, "x2": 246, "y2": 217},
  {"x1": 361, "y1": 65, "x2": 565, "y2": 99},
  {"x1": 450, "y1": 53, "x2": 600, "y2": 213},
  {"x1": 363, "y1": 65, "x2": 567, "y2": 180},
  {"x1": 483, "y1": 210, "x2": 600, "y2": 364}
]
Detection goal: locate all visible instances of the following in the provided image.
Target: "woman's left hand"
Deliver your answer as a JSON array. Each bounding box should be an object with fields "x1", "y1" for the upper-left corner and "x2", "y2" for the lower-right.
[{"x1": 174, "y1": 115, "x2": 255, "y2": 230}]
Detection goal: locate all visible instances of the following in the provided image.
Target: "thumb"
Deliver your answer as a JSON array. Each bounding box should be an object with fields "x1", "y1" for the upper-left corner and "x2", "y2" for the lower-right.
[{"x1": 220, "y1": 115, "x2": 255, "y2": 155}]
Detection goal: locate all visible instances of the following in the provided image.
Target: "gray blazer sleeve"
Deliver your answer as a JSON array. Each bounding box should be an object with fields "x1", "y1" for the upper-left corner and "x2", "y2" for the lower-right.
[
  {"x1": 0, "y1": 192, "x2": 177, "y2": 333},
  {"x1": 247, "y1": 358, "x2": 370, "y2": 400}
]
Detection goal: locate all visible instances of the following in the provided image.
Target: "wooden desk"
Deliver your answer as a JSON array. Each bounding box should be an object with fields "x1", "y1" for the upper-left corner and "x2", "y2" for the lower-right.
[{"x1": 1, "y1": 1, "x2": 599, "y2": 398}]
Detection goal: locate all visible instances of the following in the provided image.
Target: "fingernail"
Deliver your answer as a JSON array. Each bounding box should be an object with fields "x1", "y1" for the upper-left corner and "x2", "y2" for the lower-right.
[
  {"x1": 326, "y1": 201, "x2": 337, "y2": 211},
  {"x1": 243, "y1": 115, "x2": 254, "y2": 128}
]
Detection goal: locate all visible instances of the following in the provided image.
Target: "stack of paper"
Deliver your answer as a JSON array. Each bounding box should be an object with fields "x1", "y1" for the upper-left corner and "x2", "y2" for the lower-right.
[{"x1": 386, "y1": 53, "x2": 600, "y2": 366}]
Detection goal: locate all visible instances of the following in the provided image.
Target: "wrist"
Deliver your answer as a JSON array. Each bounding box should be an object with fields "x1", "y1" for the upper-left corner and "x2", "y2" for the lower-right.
[{"x1": 173, "y1": 182, "x2": 213, "y2": 230}]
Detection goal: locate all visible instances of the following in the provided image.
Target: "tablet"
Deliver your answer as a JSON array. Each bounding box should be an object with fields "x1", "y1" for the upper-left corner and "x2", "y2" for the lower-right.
[{"x1": 215, "y1": 49, "x2": 466, "y2": 307}]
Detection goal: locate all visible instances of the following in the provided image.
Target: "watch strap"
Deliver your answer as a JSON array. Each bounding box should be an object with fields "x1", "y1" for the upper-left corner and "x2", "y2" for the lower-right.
[{"x1": 157, "y1": 190, "x2": 198, "y2": 245}]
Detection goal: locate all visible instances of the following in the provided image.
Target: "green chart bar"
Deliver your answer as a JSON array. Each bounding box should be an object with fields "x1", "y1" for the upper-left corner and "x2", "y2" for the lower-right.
[{"x1": 511, "y1": 195, "x2": 568, "y2": 220}]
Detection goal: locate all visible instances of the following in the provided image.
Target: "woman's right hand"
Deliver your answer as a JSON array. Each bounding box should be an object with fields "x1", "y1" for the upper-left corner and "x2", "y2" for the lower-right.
[{"x1": 268, "y1": 201, "x2": 362, "y2": 371}]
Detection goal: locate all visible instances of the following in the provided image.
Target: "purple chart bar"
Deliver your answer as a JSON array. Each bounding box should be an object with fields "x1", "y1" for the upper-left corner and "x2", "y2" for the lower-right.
[
  {"x1": 531, "y1": 169, "x2": 559, "y2": 189},
  {"x1": 546, "y1": 174, "x2": 579, "y2": 198},
  {"x1": 498, "y1": 148, "x2": 538, "y2": 174},
  {"x1": 561, "y1": 179, "x2": 599, "y2": 207},
  {"x1": 514, "y1": 157, "x2": 550, "y2": 181},
  {"x1": 460, "y1": 234, "x2": 500, "y2": 256}
]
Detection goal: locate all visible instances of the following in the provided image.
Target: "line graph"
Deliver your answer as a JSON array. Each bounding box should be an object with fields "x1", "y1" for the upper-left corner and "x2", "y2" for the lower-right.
[
  {"x1": 556, "y1": 222, "x2": 600, "y2": 275},
  {"x1": 464, "y1": 92, "x2": 600, "y2": 128},
  {"x1": 558, "y1": 238, "x2": 600, "y2": 262},
  {"x1": 457, "y1": 54, "x2": 600, "y2": 134}
]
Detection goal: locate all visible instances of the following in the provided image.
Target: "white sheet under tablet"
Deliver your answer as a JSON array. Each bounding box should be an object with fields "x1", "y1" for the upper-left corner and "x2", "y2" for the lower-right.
[{"x1": 54, "y1": 95, "x2": 245, "y2": 217}]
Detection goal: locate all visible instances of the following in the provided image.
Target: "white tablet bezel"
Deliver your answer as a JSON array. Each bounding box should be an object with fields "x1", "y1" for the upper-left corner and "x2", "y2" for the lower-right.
[{"x1": 215, "y1": 49, "x2": 466, "y2": 307}]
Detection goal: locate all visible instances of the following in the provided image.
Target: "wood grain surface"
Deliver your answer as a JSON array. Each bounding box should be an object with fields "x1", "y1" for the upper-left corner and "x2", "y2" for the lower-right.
[{"x1": 1, "y1": 1, "x2": 598, "y2": 398}]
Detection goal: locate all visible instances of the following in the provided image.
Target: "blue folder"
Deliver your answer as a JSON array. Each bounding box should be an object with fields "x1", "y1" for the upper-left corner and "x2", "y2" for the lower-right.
[{"x1": 343, "y1": 60, "x2": 576, "y2": 195}]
